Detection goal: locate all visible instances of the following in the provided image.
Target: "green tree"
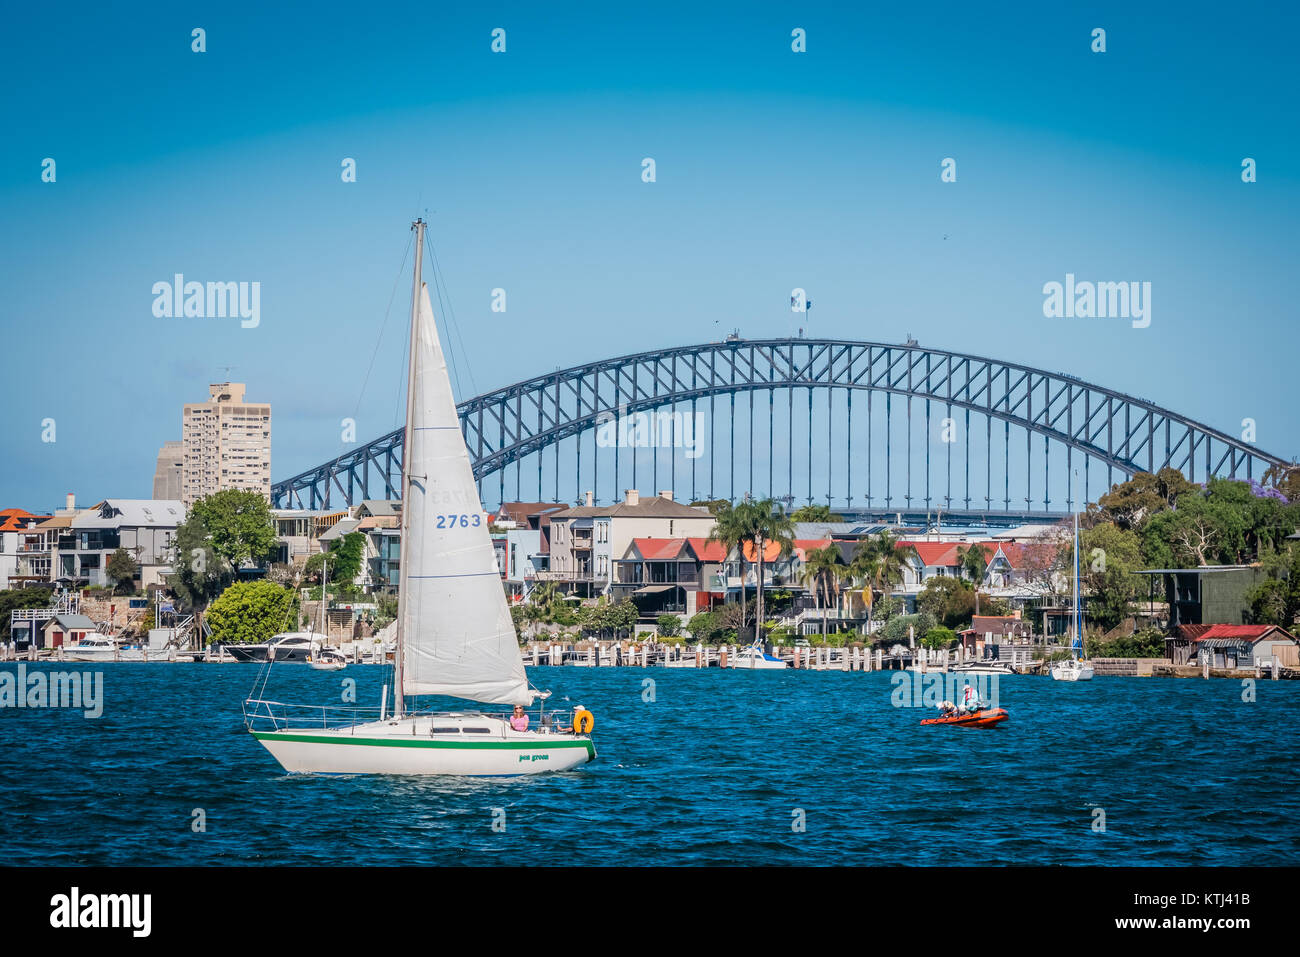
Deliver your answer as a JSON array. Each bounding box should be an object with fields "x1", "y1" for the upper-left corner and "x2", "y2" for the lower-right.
[
  {"x1": 686, "y1": 610, "x2": 731, "y2": 644},
  {"x1": 709, "y1": 502, "x2": 753, "y2": 641},
  {"x1": 105, "y1": 547, "x2": 139, "y2": 595},
  {"x1": 0, "y1": 587, "x2": 53, "y2": 643},
  {"x1": 957, "y1": 544, "x2": 988, "y2": 584},
  {"x1": 1085, "y1": 628, "x2": 1167, "y2": 658},
  {"x1": 1246, "y1": 544, "x2": 1300, "y2": 627},
  {"x1": 916, "y1": 576, "x2": 977, "y2": 629},
  {"x1": 305, "y1": 531, "x2": 367, "y2": 588},
  {"x1": 799, "y1": 544, "x2": 847, "y2": 637},
  {"x1": 166, "y1": 518, "x2": 232, "y2": 612},
  {"x1": 168, "y1": 489, "x2": 278, "y2": 612},
  {"x1": 186, "y1": 489, "x2": 279, "y2": 569},
  {"x1": 879, "y1": 611, "x2": 936, "y2": 646},
  {"x1": 790, "y1": 504, "x2": 845, "y2": 523},
  {"x1": 206, "y1": 580, "x2": 299, "y2": 646},
  {"x1": 1093, "y1": 467, "x2": 1199, "y2": 530},
  {"x1": 1076, "y1": 522, "x2": 1142, "y2": 630},
  {"x1": 870, "y1": 530, "x2": 916, "y2": 598},
  {"x1": 921, "y1": 625, "x2": 957, "y2": 650},
  {"x1": 656, "y1": 614, "x2": 682, "y2": 638},
  {"x1": 748, "y1": 499, "x2": 795, "y2": 641}
]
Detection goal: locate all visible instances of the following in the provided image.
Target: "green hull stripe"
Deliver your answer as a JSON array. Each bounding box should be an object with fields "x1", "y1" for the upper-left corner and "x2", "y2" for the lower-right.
[{"x1": 253, "y1": 731, "x2": 595, "y2": 759}]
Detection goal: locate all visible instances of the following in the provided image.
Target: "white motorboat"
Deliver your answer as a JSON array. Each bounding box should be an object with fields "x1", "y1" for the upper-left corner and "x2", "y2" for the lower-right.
[
  {"x1": 951, "y1": 660, "x2": 1016, "y2": 676},
  {"x1": 244, "y1": 219, "x2": 595, "y2": 776},
  {"x1": 63, "y1": 634, "x2": 145, "y2": 662},
  {"x1": 727, "y1": 640, "x2": 788, "y2": 670},
  {"x1": 226, "y1": 632, "x2": 317, "y2": 663}
]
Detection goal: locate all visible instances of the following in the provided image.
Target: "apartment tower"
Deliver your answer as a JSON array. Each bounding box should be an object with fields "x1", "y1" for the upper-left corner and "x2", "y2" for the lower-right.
[{"x1": 181, "y1": 382, "x2": 271, "y2": 505}]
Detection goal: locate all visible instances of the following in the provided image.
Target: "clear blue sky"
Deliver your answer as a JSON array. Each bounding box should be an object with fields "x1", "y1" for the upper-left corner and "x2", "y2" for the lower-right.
[{"x1": 1, "y1": 1, "x2": 1296, "y2": 512}]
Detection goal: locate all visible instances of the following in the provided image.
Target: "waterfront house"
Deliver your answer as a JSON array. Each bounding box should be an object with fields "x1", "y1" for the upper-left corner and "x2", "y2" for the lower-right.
[
  {"x1": 1166, "y1": 624, "x2": 1212, "y2": 665},
  {"x1": 957, "y1": 613, "x2": 1032, "y2": 655},
  {"x1": 271, "y1": 508, "x2": 345, "y2": 567},
  {"x1": 612, "y1": 536, "x2": 729, "y2": 623},
  {"x1": 39, "y1": 499, "x2": 186, "y2": 589},
  {"x1": 0, "y1": 508, "x2": 53, "y2": 589},
  {"x1": 494, "y1": 502, "x2": 564, "y2": 601},
  {"x1": 1187, "y1": 624, "x2": 1299, "y2": 669},
  {"x1": 543, "y1": 490, "x2": 716, "y2": 598},
  {"x1": 1132, "y1": 566, "x2": 1266, "y2": 628},
  {"x1": 898, "y1": 541, "x2": 964, "y2": 591}
]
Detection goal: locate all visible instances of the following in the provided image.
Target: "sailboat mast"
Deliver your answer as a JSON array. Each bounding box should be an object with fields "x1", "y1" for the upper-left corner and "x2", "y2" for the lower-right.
[
  {"x1": 1072, "y1": 506, "x2": 1080, "y2": 657},
  {"x1": 393, "y1": 218, "x2": 426, "y2": 720}
]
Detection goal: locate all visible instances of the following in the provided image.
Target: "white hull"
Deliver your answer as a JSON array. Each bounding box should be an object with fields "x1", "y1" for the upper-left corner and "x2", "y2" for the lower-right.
[
  {"x1": 252, "y1": 714, "x2": 595, "y2": 776},
  {"x1": 951, "y1": 664, "x2": 1016, "y2": 676},
  {"x1": 727, "y1": 655, "x2": 788, "y2": 670},
  {"x1": 1051, "y1": 660, "x2": 1095, "y2": 681},
  {"x1": 63, "y1": 647, "x2": 146, "y2": 662}
]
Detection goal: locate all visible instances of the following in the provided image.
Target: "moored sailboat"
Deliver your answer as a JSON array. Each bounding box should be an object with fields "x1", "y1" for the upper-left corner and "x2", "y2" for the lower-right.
[
  {"x1": 1051, "y1": 487, "x2": 1094, "y2": 681},
  {"x1": 244, "y1": 220, "x2": 595, "y2": 775}
]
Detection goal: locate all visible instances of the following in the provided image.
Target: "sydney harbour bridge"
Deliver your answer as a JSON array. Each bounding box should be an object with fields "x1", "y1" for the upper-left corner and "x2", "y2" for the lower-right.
[{"x1": 270, "y1": 337, "x2": 1288, "y2": 523}]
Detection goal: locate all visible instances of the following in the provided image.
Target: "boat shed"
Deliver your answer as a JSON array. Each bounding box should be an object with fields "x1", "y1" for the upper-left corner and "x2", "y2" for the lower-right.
[
  {"x1": 1189, "y1": 624, "x2": 1299, "y2": 669},
  {"x1": 42, "y1": 614, "x2": 97, "y2": 648}
]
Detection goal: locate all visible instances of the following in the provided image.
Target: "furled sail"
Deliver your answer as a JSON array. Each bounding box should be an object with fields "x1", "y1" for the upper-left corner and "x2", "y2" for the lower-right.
[{"x1": 399, "y1": 283, "x2": 531, "y2": 705}]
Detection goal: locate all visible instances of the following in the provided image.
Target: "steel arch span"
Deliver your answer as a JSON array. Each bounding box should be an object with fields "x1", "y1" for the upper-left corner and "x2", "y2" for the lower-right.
[{"x1": 271, "y1": 338, "x2": 1290, "y2": 512}]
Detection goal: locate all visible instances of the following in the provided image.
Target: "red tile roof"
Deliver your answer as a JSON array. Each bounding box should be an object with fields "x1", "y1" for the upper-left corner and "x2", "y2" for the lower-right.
[
  {"x1": 738, "y1": 538, "x2": 833, "y2": 562},
  {"x1": 0, "y1": 508, "x2": 51, "y2": 532},
  {"x1": 991, "y1": 542, "x2": 1059, "y2": 570},
  {"x1": 685, "y1": 538, "x2": 728, "y2": 562},
  {"x1": 630, "y1": 537, "x2": 689, "y2": 561},
  {"x1": 903, "y1": 542, "x2": 961, "y2": 567},
  {"x1": 1195, "y1": 624, "x2": 1297, "y2": 642}
]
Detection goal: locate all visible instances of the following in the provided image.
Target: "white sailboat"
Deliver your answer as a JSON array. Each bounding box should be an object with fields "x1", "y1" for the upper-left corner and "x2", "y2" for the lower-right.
[
  {"x1": 1051, "y1": 491, "x2": 1094, "y2": 681},
  {"x1": 245, "y1": 219, "x2": 596, "y2": 775}
]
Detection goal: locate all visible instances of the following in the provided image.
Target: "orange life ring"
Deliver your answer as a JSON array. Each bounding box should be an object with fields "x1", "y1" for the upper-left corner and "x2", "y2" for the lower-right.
[{"x1": 572, "y1": 708, "x2": 594, "y2": 734}]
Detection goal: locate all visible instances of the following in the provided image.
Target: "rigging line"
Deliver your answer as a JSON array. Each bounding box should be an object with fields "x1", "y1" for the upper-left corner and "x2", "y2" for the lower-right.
[
  {"x1": 426, "y1": 244, "x2": 464, "y2": 399},
  {"x1": 353, "y1": 232, "x2": 415, "y2": 424},
  {"x1": 425, "y1": 230, "x2": 479, "y2": 400}
]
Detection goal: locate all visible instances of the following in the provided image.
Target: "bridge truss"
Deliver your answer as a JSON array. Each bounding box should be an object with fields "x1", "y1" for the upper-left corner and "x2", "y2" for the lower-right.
[{"x1": 271, "y1": 338, "x2": 1288, "y2": 515}]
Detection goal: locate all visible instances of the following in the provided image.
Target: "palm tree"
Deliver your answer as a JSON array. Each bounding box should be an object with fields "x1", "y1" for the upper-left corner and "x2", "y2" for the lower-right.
[
  {"x1": 800, "y1": 544, "x2": 846, "y2": 639},
  {"x1": 872, "y1": 530, "x2": 917, "y2": 598},
  {"x1": 750, "y1": 498, "x2": 795, "y2": 643},
  {"x1": 709, "y1": 502, "x2": 753, "y2": 643},
  {"x1": 957, "y1": 543, "x2": 988, "y2": 585},
  {"x1": 848, "y1": 538, "x2": 882, "y2": 630}
]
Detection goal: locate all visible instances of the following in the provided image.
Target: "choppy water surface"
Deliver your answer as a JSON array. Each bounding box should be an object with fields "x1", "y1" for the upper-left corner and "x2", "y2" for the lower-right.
[{"x1": 1, "y1": 663, "x2": 1295, "y2": 865}]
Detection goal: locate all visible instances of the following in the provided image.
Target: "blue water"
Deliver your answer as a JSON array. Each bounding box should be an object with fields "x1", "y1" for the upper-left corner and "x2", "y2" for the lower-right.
[{"x1": 1, "y1": 663, "x2": 1296, "y2": 866}]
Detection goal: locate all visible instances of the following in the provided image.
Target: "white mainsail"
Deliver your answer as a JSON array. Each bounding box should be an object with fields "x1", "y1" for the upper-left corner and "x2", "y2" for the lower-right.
[{"x1": 399, "y1": 282, "x2": 531, "y2": 705}]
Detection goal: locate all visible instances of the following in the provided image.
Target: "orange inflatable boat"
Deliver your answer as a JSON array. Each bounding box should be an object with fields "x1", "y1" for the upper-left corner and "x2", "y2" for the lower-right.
[{"x1": 920, "y1": 707, "x2": 1009, "y2": 728}]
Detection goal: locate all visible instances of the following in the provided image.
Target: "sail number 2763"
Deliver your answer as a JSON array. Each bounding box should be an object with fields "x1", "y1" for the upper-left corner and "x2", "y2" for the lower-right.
[{"x1": 435, "y1": 513, "x2": 482, "y2": 529}]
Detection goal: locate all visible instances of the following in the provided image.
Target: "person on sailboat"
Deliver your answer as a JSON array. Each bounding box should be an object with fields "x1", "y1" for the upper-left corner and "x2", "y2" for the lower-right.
[{"x1": 510, "y1": 705, "x2": 530, "y2": 731}]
